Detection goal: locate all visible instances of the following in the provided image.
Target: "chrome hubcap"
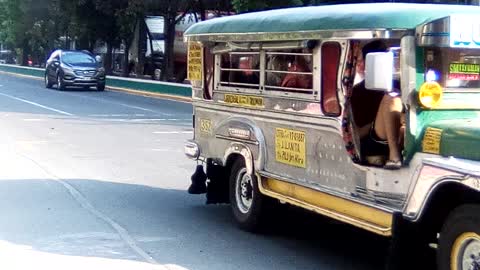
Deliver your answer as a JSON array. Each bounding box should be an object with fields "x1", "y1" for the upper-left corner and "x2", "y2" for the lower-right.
[
  {"x1": 458, "y1": 237, "x2": 480, "y2": 270},
  {"x1": 235, "y1": 167, "x2": 253, "y2": 214}
]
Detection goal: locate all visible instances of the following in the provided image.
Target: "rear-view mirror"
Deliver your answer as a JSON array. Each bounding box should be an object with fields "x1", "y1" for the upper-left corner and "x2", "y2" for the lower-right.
[{"x1": 365, "y1": 52, "x2": 394, "y2": 92}]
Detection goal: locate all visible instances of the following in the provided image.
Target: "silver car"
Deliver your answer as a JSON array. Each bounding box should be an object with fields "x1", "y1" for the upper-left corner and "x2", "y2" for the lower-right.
[{"x1": 45, "y1": 50, "x2": 106, "y2": 91}]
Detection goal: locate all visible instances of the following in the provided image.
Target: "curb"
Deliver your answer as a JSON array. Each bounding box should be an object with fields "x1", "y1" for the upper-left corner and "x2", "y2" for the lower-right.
[{"x1": 0, "y1": 70, "x2": 192, "y2": 103}]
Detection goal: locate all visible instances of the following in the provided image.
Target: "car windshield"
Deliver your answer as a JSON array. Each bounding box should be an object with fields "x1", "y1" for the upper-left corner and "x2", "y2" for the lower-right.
[{"x1": 62, "y1": 52, "x2": 95, "y2": 64}]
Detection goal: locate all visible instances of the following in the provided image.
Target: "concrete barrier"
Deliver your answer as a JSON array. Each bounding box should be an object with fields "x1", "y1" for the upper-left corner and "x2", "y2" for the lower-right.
[{"x1": 0, "y1": 64, "x2": 192, "y2": 98}]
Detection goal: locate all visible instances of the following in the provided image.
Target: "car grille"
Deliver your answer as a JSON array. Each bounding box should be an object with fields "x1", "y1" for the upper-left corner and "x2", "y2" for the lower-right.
[{"x1": 74, "y1": 70, "x2": 97, "y2": 76}]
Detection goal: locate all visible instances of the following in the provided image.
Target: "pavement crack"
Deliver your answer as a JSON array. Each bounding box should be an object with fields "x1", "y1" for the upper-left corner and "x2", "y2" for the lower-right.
[{"x1": 17, "y1": 153, "x2": 158, "y2": 265}]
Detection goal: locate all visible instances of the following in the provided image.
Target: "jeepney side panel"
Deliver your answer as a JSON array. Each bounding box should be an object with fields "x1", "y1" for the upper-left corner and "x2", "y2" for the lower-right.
[{"x1": 193, "y1": 97, "x2": 367, "y2": 197}]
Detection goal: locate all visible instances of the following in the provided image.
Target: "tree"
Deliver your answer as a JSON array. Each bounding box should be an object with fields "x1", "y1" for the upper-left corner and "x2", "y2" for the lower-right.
[
  {"x1": 231, "y1": 0, "x2": 303, "y2": 12},
  {"x1": 144, "y1": 0, "x2": 192, "y2": 81}
]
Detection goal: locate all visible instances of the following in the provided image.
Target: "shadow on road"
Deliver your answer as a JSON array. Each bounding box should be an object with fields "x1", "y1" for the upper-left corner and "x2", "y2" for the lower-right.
[{"x1": 0, "y1": 178, "x2": 412, "y2": 270}]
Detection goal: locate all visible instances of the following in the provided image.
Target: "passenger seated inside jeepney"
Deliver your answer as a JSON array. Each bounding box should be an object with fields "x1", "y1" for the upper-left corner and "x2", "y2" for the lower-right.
[
  {"x1": 351, "y1": 40, "x2": 406, "y2": 170},
  {"x1": 229, "y1": 56, "x2": 260, "y2": 86},
  {"x1": 280, "y1": 51, "x2": 313, "y2": 90}
]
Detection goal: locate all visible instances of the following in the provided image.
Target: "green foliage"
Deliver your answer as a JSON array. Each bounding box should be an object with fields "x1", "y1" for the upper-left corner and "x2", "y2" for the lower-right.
[{"x1": 232, "y1": 0, "x2": 304, "y2": 12}]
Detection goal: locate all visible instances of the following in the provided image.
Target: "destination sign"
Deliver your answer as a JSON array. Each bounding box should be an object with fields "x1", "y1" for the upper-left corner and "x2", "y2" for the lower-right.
[
  {"x1": 187, "y1": 43, "x2": 203, "y2": 81},
  {"x1": 448, "y1": 63, "x2": 480, "y2": 80},
  {"x1": 275, "y1": 128, "x2": 306, "y2": 168}
]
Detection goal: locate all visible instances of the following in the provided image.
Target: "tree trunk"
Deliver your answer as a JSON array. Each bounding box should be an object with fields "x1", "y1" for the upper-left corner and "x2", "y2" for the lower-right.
[
  {"x1": 105, "y1": 42, "x2": 113, "y2": 75},
  {"x1": 122, "y1": 42, "x2": 130, "y2": 77},
  {"x1": 162, "y1": 14, "x2": 176, "y2": 81},
  {"x1": 21, "y1": 39, "x2": 30, "y2": 66},
  {"x1": 136, "y1": 19, "x2": 147, "y2": 76},
  {"x1": 198, "y1": 0, "x2": 206, "y2": 21}
]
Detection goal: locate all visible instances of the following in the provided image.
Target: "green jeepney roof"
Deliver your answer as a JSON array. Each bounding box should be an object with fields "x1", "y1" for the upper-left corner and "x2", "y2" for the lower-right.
[{"x1": 185, "y1": 3, "x2": 480, "y2": 41}]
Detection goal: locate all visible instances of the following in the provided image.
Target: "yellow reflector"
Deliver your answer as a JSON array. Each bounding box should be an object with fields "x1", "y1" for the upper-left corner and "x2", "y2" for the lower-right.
[{"x1": 419, "y1": 82, "x2": 443, "y2": 108}]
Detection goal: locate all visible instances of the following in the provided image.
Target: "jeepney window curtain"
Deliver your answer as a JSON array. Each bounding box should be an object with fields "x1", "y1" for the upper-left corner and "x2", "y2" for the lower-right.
[{"x1": 341, "y1": 41, "x2": 361, "y2": 163}]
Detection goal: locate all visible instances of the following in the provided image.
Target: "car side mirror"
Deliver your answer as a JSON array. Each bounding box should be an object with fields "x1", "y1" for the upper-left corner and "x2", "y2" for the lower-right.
[
  {"x1": 365, "y1": 52, "x2": 394, "y2": 92},
  {"x1": 95, "y1": 55, "x2": 102, "y2": 63},
  {"x1": 53, "y1": 61, "x2": 60, "y2": 67}
]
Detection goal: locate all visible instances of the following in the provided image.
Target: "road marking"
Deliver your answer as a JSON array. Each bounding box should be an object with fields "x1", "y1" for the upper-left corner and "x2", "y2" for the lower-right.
[
  {"x1": 65, "y1": 93, "x2": 174, "y2": 116},
  {"x1": 153, "y1": 131, "x2": 193, "y2": 134},
  {"x1": 88, "y1": 114, "x2": 147, "y2": 117},
  {"x1": 105, "y1": 118, "x2": 190, "y2": 122},
  {"x1": 0, "y1": 92, "x2": 73, "y2": 116},
  {"x1": 23, "y1": 118, "x2": 46, "y2": 122}
]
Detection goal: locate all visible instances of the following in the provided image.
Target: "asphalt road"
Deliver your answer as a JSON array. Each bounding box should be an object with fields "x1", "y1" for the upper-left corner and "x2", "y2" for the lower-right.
[{"x1": 0, "y1": 72, "x2": 390, "y2": 270}]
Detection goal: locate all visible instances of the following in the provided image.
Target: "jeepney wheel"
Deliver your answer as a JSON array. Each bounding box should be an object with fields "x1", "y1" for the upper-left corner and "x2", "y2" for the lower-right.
[
  {"x1": 438, "y1": 204, "x2": 480, "y2": 270},
  {"x1": 229, "y1": 158, "x2": 266, "y2": 232}
]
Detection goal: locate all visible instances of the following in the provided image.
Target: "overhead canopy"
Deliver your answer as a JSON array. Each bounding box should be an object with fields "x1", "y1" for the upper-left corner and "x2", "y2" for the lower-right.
[{"x1": 185, "y1": 3, "x2": 480, "y2": 42}]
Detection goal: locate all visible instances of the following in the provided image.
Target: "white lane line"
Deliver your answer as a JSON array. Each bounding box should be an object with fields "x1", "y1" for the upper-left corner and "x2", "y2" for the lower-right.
[
  {"x1": 66, "y1": 93, "x2": 174, "y2": 116},
  {"x1": 88, "y1": 114, "x2": 148, "y2": 117},
  {"x1": 153, "y1": 131, "x2": 193, "y2": 134},
  {"x1": 0, "y1": 92, "x2": 74, "y2": 116},
  {"x1": 21, "y1": 153, "x2": 158, "y2": 265},
  {"x1": 23, "y1": 118, "x2": 46, "y2": 122},
  {"x1": 104, "y1": 118, "x2": 190, "y2": 122}
]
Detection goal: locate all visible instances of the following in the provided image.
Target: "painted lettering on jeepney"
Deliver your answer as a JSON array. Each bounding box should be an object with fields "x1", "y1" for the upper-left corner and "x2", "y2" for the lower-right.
[
  {"x1": 224, "y1": 94, "x2": 264, "y2": 108},
  {"x1": 422, "y1": 127, "x2": 443, "y2": 154},
  {"x1": 450, "y1": 15, "x2": 480, "y2": 48},
  {"x1": 187, "y1": 43, "x2": 203, "y2": 81},
  {"x1": 199, "y1": 119, "x2": 212, "y2": 135},
  {"x1": 275, "y1": 128, "x2": 306, "y2": 168},
  {"x1": 448, "y1": 63, "x2": 480, "y2": 80}
]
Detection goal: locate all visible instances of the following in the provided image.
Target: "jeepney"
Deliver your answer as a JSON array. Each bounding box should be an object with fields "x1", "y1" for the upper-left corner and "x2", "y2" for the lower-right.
[{"x1": 184, "y1": 3, "x2": 480, "y2": 270}]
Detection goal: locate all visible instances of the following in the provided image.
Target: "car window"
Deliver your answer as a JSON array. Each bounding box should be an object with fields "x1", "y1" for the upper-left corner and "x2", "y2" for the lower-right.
[{"x1": 62, "y1": 52, "x2": 95, "y2": 64}]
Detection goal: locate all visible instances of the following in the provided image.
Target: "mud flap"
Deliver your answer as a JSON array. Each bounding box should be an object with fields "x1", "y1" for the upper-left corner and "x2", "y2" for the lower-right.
[
  {"x1": 188, "y1": 165, "x2": 207, "y2": 194},
  {"x1": 206, "y1": 160, "x2": 230, "y2": 204}
]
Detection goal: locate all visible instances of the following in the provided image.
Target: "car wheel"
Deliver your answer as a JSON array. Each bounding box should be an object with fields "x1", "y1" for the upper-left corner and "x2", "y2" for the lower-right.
[
  {"x1": 45, "y1": 73, "x2": 53, "y2": 88},
  {"x1": 438, "y1": 204, "x2": 480, "y2": 270},
  {"x1": 57, "y1": 74, "x2": 65, "y2": 91},
  {"x1": 96, "y1": 83, "x2": 105, "y2": 91},
  {"x1": 229, "y1": 158, "x2": 268, "y2": 232}
]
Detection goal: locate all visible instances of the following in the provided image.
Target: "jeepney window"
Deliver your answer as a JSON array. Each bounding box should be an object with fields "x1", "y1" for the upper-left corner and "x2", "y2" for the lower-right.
[
  {"x1": 204, "y1": 48, "x2": 214, "y2": 99},
  {"x1": 425, "y1": 47, "x2": 480, "y2": 90},
  {"x1": 219, "y1": 52, "x2": 260, "y2": 89},
  {"x1": 265, "y1": 49, "x2": 313, "y2": 93},
  {"x1": 321, "y1": 42, "x2": 341, "y2": 116}
]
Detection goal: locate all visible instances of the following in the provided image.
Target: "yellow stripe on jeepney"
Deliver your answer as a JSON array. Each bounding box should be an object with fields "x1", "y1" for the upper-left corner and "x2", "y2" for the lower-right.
[{"x1": 260, "y1": 178, "x2": 393, "y2": 236}]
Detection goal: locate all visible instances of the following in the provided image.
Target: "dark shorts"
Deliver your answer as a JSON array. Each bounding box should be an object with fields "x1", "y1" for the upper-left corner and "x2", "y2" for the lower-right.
[{"x1": 360, "y1": 123, "x2": 389, "y2": 157}]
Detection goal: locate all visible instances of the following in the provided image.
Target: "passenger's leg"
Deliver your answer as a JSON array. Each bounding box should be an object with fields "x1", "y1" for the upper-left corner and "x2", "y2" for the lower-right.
[{"x1": 373, "y1": 95, "x2": 403, "y2": 164}]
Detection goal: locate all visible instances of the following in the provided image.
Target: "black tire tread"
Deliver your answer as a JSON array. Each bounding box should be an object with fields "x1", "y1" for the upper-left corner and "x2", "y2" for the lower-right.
[
  {"x1": 229, "y1": 158, "x2": 266, "y2": 232},
  {"x1": 438, "y1": 204, "x2": 480, "y2": 270}
]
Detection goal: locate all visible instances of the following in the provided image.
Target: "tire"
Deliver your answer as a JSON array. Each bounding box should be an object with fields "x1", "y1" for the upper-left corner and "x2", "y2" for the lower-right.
[
  {"x1": 57, "y1": 74, "x2": 65, "y2": 90},
  {"x1": 96, "y1": 83, "x2": 105, "y2": 91},
  {"x1": 438, "y1": 204, "x2": 480, "y2": 270},
  {"x1": 45, "y1": 73, "x2": 53, "y2": 88},
  {"x1": 229, "y1": 158, "x2": 267, "y2": 232}
]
